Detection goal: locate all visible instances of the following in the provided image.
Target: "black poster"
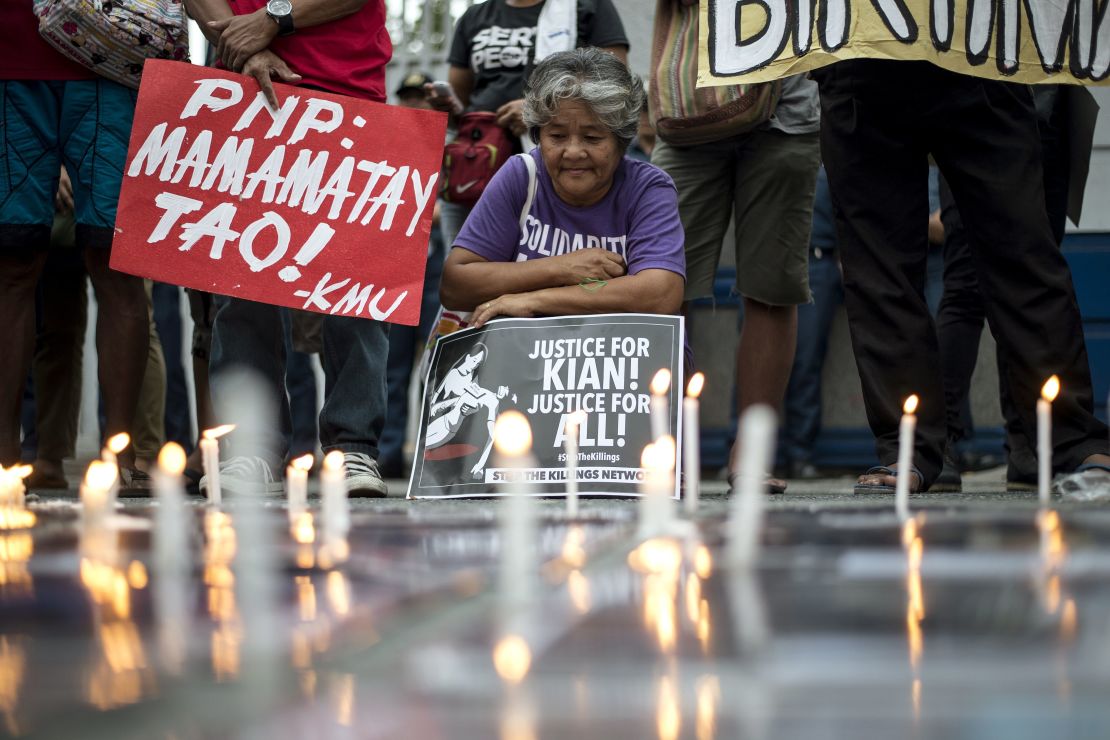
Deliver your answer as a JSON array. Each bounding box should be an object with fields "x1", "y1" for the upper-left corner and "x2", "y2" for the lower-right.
[{"x1": 407, "y1": 314, "x2": 684, "y2": 499}]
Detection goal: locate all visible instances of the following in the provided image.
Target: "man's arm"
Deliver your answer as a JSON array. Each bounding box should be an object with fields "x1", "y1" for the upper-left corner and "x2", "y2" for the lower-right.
[
  {"x1": 468, "y1": 269, "x2": 684, "y2": 327},
  {"x1": 186, "y1": 0, "x2": 368, "y2": 71}
]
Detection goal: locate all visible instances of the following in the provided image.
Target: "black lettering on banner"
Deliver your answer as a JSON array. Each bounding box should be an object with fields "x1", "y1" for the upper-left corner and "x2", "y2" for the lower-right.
[
  {"x1": 1021, "y1": 0, "x2": 1073, "y2": 72},
  {"x1": 793, "y1": 0, "x2": 819, "y2": 54},
  {"x1": 965, "y1": 0, "x2": 998, "y2": 65},
  {"x1": 817, "y1": 0, "x2": 851, "y2": 51},
  {"x1": 995, "y1": 0, "x2": 1022, "y2": 73},
  {"x1": 709, "y1": 0, "x2": 791, "y2": 75},
  {"x1": 931, "y1": 0, "x2": 956, "y2": 50},
  {"x1": 869, "y1": 0, "x2": 921, "y2": 41}
]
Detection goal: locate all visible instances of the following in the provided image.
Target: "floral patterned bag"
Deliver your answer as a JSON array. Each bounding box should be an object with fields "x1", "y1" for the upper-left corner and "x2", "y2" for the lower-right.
[{"x1": 33, "y1": 0, "x2": 189, "y2": 90}]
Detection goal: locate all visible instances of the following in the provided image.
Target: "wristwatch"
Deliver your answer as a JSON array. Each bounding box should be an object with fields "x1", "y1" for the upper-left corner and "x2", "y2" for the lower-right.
[{"x1": 265, "y1": 0, "x2": 294, "y2": 36}]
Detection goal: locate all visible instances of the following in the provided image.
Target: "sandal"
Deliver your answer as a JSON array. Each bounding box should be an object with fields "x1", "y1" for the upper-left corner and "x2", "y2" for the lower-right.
[
  {"x1": 853, "y1": 465, "x2": 923, "y2": 495},
  {"x1": 727, "y1": 471, "x2": 787, "y2": 495}
]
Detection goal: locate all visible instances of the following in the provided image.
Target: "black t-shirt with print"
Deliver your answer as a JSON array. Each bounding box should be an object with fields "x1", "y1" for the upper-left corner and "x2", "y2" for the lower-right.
[{"x1": 447, "y1": 0, "x2": 629, "y2": 113}]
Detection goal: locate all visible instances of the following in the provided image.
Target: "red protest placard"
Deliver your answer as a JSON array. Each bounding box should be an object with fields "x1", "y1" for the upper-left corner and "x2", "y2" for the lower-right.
[{"x1": 111, "y1": 60, "x2": 447, "y2": 326}]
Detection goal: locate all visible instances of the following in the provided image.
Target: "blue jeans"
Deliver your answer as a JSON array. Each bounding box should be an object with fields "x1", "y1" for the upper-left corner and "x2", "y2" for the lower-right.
[
  {"x1": 379, "y1": 228, "x2": 445, "y2": 470},
  {"x1": 210, "y1": 297, "x2": 388, "y2": 466},
  {"x1": 782, "y1": 251, "x2": 844, "y2": 464}
]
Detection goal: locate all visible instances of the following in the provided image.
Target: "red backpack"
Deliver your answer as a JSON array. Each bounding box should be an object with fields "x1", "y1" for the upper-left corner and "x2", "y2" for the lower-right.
[{"x1": 441, "y1": 112, "x2": 514, "y2": 207}]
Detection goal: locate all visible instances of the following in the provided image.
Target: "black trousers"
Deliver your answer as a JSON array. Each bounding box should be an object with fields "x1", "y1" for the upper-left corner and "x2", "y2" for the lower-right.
[
  {"x1": 936, "y1": 88, "x2": 1070, "y2": 467},
  {"x1": 814, "y1": 60, "x2": 1107, "y2": 488}
]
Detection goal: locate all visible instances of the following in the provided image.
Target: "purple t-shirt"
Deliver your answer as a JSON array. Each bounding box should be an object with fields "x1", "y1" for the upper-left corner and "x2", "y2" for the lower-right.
[{"x1": 453, "y1": 149, "x2": 686, "y2": 279}]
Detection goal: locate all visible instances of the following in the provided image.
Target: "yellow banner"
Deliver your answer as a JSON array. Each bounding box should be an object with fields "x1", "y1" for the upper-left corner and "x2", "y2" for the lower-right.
[{"x1": 697, "y1": 0, "x2": 1110, "y2": 86}]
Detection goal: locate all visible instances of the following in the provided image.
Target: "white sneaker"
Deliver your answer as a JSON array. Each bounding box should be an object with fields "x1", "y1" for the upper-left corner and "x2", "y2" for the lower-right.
[
  {"x1": 343, "y1": 452, "x2": 388, "y2": 498},
  {"x1": 199, "y1": 455, "x2": 284, "y2": 496}
]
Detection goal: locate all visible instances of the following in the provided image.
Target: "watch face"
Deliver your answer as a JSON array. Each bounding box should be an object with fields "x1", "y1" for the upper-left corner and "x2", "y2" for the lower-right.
[{"x1": 267, "y1": 0, "x2": 292, "y2": 16}]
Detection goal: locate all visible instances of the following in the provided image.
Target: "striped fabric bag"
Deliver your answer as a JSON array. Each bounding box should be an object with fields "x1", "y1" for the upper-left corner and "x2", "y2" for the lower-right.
[
  {"x1": 648, "y1": 0, "x2": 781, "y2": 147},
  {"x1": 34, "y1": 0, "x2": 189, "y2": 90}
]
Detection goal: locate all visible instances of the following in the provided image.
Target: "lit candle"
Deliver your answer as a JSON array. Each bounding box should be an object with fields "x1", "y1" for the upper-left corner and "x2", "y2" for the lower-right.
[
  {"x1": 638, "y1": 436, "x2": 676, "y2": 537},
  {"x1": 1038, "y1": 375, "x2": 1060, "y2": 507},
  {"x1": 81, "y1": 459, "x2": 119, "y2": 524},
  {"x1": 102, "y1": 432, "x2": 130, "y2": 466},
  {"x1": 200, "y1": 424, "x2": 235, "y2": 505},
  {"x1": 286, "y1": 454, "x2": 313, "y2": 521},
  {"x1": 102, "y1": 432, "x2": 129, "y2": 499},
  {"x1": 895, "y1": 395, "x2": 919, "y2": 522},
  {"x1": 0, "y1": 464, "x2": 31, "y2": 509},
  {"x1": 153, "y1": 443, "x2": 187, "y2": 570},
  {"x1": 494, "y1": 410, "x2": 538, "y2": 625},
  {"x1": 683, "y1": 373, "x2": 705, "y2": 516},
  {"x1": 650, "y1": 369, "x2": 671, "y2": 442},
  {"x1": 727, "y1": 404, "x2": 776, "y2": 566},
  {"x1": 320, "y1": 450, "x2": 348, "y2": 541},
  {"x1": 563, "y1": 410, "x2": 586, "y2": 519}
]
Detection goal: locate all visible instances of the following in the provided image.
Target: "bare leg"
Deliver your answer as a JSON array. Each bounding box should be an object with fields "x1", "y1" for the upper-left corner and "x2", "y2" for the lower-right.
[
  {"x1": 84, "y1": 248, "x2": 148, "y2": 469},
  {"x1": 731, "y1": 298, "x2": 798, "y2": 487},
  {"x1": 0, "y1": 252, "x2": 47, "y2": 464}
]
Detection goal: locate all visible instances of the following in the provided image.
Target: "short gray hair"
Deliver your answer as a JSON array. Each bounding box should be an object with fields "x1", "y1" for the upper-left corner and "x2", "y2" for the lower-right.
[{"x1": 523, "y1": 48, "x2": 644, "y2": 150}]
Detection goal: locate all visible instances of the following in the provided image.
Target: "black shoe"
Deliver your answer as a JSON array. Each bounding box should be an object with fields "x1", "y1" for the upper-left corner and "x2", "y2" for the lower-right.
[
  {"x1": 788, "y1": 460, "x2": 821, "y2": 480},
  {"x1": 1006, "y1": 448, "x2": 1037, "y2": 491},
  {"x1": 932, "y1": 453, "x2": 963, "y2": 492}
]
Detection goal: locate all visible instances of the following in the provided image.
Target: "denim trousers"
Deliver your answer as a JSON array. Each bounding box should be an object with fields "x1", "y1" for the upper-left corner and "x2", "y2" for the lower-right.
[
  {"x1": 211, "y1": 296, "x2": 388, "y2": 466},
  {"x1": 782, "y1": 251, "x2": 844, "y2": 464}
]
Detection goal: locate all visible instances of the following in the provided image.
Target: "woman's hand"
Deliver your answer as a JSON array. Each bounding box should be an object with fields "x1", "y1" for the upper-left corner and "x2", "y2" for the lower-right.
[
  {"x1": 552, "y1": 248, "x2": 627, "y2": 285},
  {"x1": 471, "y1": 293, "x2": 538, "y2": 327},
  {"x1": 495, "y1": 99, "x2": 527, "y2": 137}
]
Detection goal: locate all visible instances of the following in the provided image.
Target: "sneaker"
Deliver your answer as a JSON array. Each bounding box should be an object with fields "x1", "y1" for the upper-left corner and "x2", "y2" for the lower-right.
[
  {"x1": 199, "y1": 456, "x2": 284, "y2": 497},
  {"x1": 342, "y1": 452, "x2": 388, "y2": 498},
  {"x1": 788, "y1": 460, "x2": 821, "y2": 480}
]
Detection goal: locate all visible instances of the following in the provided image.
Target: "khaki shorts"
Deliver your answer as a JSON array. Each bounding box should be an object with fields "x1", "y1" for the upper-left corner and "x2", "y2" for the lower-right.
[{"x1": 652, "y1": 129, "x2": 820, "y2": 305}]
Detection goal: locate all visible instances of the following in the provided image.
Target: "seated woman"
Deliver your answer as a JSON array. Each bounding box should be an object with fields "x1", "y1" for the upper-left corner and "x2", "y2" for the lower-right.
[{"x1": 440, "y1": 48, "x2": 685, "y2": 325}]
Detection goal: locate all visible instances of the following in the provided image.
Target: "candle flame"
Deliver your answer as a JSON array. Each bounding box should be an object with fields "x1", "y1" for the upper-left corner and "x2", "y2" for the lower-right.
[
  {"x1": 493, "y1": 411, "x2": 532, "y2": 457},
  {"x1": 1042, "y1": 375, "x2": 1060, "y2": 402},
  {"x1": 687, "y1": 372, "x2": 705, "y2": 399},
  {"x1": 492, "y1": 634, "x2": 532, "y2": 685},
  {"x1": 202, "y1": 424, "x2": 236, "y2": 440},
  {"x1": 106, "y1": 433, "x2": 130, "y2": 455},
  {"x1": 84, "y1": 460, "x2": 118, "y2": 491},
  {"x1": 567, "y1": 409, "x2": 587, "y2": 430},
  {"x1": 9, "y1": 465, "x2": 32, "y2": 480},
  {"x1": 292, "y1": 454, "x2": 314, "y2": 472},
  {"x1": 322, "y1": 450, "x2": 345, "y2": 472},
  {"x1": 903, "y1": 394, "x2": 919, "y2": 415},
  {"x1": 640, "y1": 442, "x2": 656, "y2": 469},
  {"x1": 650, "y1": 368, "x2": 671, "y2": 396},
  {"x1": 157, "y1": 443, "x2": 187, "y2": 476}
]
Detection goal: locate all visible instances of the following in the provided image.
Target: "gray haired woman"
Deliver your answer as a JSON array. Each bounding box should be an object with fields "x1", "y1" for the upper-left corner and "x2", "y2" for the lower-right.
[{"x1": 441, "y1": 48, "x2": 686, "y2": 328}]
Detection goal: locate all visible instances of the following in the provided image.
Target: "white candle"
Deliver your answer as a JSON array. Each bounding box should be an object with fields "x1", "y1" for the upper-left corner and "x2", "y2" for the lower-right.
[
  {"x1": 638, "y1": 436, "x2": 676, "y2": 537},
  {"x1": 895, "y1": 395, "x2": 919, "y2": 522},
  {"x1": 80, "y1": 459, "x2": 118, "y2": 524},
  {"x1": 153, "y1": 443, "x2": 187, "y2": 570},
  {"x1": 650, "y1": 369, "x2": 671, "y2": 442},
  {"x1": 102, "y1": 432, "x2": 129, "y2": 499},
  {"x1": 320, "y1": 450, "x2": 349, "y2": 541},
  {"x1": 683, "y1": 373, "x2": 705, "y2": 516},
  {"x1": 1038, "y1": 375, "x2": 1060, "y2": 507},
  {"x1": 727, "y1": 404, "x2": 777, "y2": 566},
  {"x1": 200, "y1": 424, "x2": 235, "y2": 505},
  {"x1": 494, "y1": 411, "x2": 538, "y2": 628},
  {"x1": 563, "y1": 410, "x2": 586, "y2": 518},
  {"x1": 286, "y1": 454, "x2": 313, "y2": 521}
]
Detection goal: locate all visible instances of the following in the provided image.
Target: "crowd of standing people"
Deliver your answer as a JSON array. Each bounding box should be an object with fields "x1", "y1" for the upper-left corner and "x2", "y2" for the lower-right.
[{"x1": 2, "y1": 0, "x2": 1108, "y2": 497}]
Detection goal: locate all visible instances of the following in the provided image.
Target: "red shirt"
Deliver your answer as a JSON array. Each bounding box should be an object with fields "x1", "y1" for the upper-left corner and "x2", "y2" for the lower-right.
[
  {"x1": 228, "y1": 0, "x2": 391, "y2": 102},
  {"x1": 1, "y1": 2, "x2": 96, "y2": 80}
]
